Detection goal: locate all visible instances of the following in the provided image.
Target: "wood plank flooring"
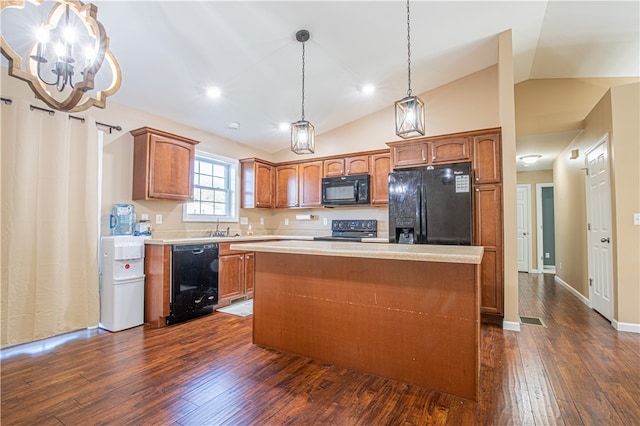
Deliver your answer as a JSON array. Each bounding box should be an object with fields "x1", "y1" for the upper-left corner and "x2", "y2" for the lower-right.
[{"x1": 2, "y1": 273, "x2": 639, "y2": 425}]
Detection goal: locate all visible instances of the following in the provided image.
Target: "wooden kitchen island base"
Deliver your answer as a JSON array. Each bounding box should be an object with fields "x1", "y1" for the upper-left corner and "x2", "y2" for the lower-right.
[{"x1": 234, "y1": 241, "x2": 483, "y2": 401}]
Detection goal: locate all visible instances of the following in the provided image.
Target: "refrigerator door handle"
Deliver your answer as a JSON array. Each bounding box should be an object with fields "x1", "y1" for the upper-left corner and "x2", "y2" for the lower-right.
[{"x1": 420, "y1": 183, "x2": 427, "y2": 244}]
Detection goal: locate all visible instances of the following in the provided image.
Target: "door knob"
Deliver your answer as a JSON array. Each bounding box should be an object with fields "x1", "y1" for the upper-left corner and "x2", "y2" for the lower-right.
[
  {"x1": 600, "y1": 237, "x2": 610, "y2": 243},
  {"x1": 523, "y1": 232, "x2": 527, "y2": 236}
]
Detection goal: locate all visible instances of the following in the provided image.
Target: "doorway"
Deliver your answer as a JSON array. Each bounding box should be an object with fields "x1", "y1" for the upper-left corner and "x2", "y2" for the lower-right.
[
  {"x1": 536, "y1": 183, "x2": 556, "y2": 273},
  {"x1": 516, "y1": 185, "x2": 531, "y2": 272}
]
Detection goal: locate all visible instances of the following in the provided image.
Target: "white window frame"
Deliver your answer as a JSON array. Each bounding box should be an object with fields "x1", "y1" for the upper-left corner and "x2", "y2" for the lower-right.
[{"x1": 182, "y1": 150, "x2": 238, "y2": 223}]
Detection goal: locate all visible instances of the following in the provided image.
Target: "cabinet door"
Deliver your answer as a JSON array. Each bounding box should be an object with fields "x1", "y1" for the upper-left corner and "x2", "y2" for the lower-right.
[
  {"x1": 299, "y1": 161, "x2": 323, "y2": 207},
  {"x1": 255, "y1": 162, "x2": 275, "y2": 208},
  {"x1": 218, "y1": 254, "x2": 244, "y2": 300},
  {"x1": 391, "y1": 142, "x2": 429, "y2": 169},
  {"x1": 323, "y1": 159, "x2": 345, "y2": 177},
  {"x1": 244, "y1": 252, "x2": 255, "y2": 294},
  {"x1": 345, "y1": 155, "x2": 369, "y2": 175},
  {"x1": 430, "y1": 137, "x2": 471, "y2": 164},
  {"x1": 474, "y1": 184, "x2": 503, "y2": 316},
  {"x1": 276, "y1": 164, "x2": 299, "y2": 208},
  {"x1": 473, "y1": 132, "x2": 501, "y2": 184},
  {"x1": 370, "y1": 153, "x2": 390, "y2": 205}
]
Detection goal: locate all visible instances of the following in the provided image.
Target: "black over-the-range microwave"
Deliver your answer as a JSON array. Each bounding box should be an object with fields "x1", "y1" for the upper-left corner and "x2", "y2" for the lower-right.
[{"x1": 321, "y1": 174, "x2": 370, "y2": 206}]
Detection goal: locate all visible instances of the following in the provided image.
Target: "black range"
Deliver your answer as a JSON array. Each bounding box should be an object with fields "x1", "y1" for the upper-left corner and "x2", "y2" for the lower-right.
[{"x1": 313, "y1": 219, "x2": 377, "y2": 242}]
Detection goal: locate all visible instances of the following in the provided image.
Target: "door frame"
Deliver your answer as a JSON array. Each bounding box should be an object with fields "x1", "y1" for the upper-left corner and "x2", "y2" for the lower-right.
[
  {"x1": 516, "y1": 184, "x2": 532, "y2": 273},
  {"x1": 584, "y1": 134, "x2": 614, "y2": 321},
  {"x1": 536, "y1": 183, "x2": 555, "y2": 274}
]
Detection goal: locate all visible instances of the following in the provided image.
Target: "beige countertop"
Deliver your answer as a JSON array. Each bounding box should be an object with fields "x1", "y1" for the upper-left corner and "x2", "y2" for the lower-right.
[
  {"x1": 230, "y1": 240, "x2": 484, "y2": 264},
  {"x1": 144, "y1": 235, "x2": 389, "y2": 245}
]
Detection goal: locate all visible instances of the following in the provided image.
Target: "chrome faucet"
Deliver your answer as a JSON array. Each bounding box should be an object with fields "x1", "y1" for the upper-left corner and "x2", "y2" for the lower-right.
[{"x1": 205, "y1": 218, "x2": 227, "y2": 237}]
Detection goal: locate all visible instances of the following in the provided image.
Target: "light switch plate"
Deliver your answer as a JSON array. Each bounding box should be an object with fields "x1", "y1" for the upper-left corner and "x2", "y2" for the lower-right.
[
  {"x1": 634, "y1": 213, "x2": 640, "y2": 226},
  {"x1": 240, "y1": 217, "x2": 248, "y2": 225},
  {"x1": 323, "y1": 218, "x2": 328, "y2": 226},
  {"x1": 141, "y1": 213, "x2": 149, "y2": 220},
  {"x1": 260, "y1": 217, "x2": 264, "y2": 225},
  {"x1": 284, "y1": 218, "x2": 289, "y2": 226},
  {"x1": 155, "y1": 214, "x2": 162, "y2": 225}
]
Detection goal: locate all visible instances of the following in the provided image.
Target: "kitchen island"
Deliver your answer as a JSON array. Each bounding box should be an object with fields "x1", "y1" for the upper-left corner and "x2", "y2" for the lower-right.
[{"x1": 230, "y1": 240, "x2": 484, "y2": 401}]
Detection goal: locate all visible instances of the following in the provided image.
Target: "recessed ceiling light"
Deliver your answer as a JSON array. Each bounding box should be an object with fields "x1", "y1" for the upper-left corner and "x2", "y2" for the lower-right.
[
  {"x1": 227, "y1": 122, "x2": 240, "y2": 130},
  {"x1": 279, "y1": 122, "x2": 290, "y2": 132},
  {"x1": 206, "y1": 86, "x2": 221, "y2": 98},
  {"x1": 361, "y1": 83, "x2": 375, "y2": 94}
]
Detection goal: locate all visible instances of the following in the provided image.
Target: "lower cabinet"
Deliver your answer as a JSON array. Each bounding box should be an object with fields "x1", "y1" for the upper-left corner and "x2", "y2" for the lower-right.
[
  {"x1": 473, "y1": 184, "x2": 504, "y2": 322},
  {"x1": 218, "y1": 243, "x2": 255, "y2": 303}
]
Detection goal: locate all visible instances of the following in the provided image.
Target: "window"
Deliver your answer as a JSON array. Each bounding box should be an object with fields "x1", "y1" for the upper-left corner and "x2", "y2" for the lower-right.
[{"x1": 183, "y1": 151, "x2": 238, "y2": 222}]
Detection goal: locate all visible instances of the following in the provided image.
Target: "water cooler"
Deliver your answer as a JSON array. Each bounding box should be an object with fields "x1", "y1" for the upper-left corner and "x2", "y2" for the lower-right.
[{"x1": 100, "y1": 236, "x2": 147, "y2": 331}]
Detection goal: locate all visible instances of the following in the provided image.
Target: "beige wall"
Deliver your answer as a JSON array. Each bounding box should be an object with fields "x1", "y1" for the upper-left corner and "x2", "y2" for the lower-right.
[
  {"x1": 516, "y1": 170, "x2": 554, "y2": 271},
  {"x1": 554, "y1": 83, "x2": 639, "y2": 325}
]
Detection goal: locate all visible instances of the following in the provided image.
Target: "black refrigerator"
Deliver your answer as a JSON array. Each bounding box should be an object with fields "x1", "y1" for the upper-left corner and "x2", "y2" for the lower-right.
[{"x1": 388, "y1": 162, "x2": 472, "y2": 245}]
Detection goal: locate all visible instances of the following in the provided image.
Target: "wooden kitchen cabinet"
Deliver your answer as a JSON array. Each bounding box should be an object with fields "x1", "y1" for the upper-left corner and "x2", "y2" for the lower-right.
[
  {"x1": 369, "y1": 152, "x2": 390, "y2": 205},
  {"x1": 276, "y1": 164, "x2": 299, "y2": 208},
  {"x1": 240, "y1": 159, "x2": 275, "y2": 208},
  {"x1": 218, "y1": 243, "x2": 255, "y2": 302},
  {"x1": 430, "y1": 137, "x2": 471, "y2": 164},
  {"x1": 323, "y1": 155, "x2": 369, "y2": 177},
  {"x1": 298, "y1": 161, "x2": 323, "y2": 207},
  {"x1": 474, "y1": 184, "x2": 504, "y2": 322},
  {"x1": 473, "y1": 132, "x2": 502, "y2": 184},
  {"x1": 131, "y1": 127, "x2": 199, "y2": 201},
  {"x1": 389, "y1": 140, "x2": 429, "y2": 168},
  {"x1": 144, "y1": 244, "x2": 171, "y2": 327}
]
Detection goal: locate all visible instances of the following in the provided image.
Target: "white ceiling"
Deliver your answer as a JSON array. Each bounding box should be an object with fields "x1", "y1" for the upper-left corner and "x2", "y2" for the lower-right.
[{"x1": 2, "y1": 1, "x2": 639, "y2": 168}]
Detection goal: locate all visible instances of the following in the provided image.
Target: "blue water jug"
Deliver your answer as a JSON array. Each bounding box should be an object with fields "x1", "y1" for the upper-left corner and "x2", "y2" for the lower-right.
[{"x1": 110, "y1": 204, "x2": 136, "y2": 235}]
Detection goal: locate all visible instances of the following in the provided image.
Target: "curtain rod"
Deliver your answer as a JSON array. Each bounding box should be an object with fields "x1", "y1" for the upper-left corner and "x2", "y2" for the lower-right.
[
  {"x1": 30, "y1": 104, "x2": 55, "y2": 115},
  {"x1": 1, "y1": 97, "x2": 12, "y2": 105},
  {"x1": 96, "y1": 121, "x2": 122, "y2": 134},
  {"x1": 69, "y1": 115, "x2": 85, "y2": 123}
]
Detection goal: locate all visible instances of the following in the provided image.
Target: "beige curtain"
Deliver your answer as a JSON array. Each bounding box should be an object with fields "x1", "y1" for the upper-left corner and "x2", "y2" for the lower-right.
[{"x1": 1, "y1": 100, "x2": 99, "y2": 348}]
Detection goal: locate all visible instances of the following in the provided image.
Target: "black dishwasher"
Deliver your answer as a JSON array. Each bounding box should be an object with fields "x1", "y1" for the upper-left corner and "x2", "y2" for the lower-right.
[{"x1": 167, "y1": 243, "x2": 219, "y2": 325}]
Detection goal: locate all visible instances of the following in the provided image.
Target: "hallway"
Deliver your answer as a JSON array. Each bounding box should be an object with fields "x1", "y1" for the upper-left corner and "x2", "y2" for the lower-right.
[{"x1": 2, "y1": 273, "x2": 639, "y2": 424}]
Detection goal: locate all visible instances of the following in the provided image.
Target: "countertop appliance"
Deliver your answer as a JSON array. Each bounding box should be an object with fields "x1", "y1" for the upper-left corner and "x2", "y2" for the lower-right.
[
  {"x1": 314, "y1": 219, "x2": 377, "y2": 242},
  {"x1": 99, "y1": 236, "x2": 147, "y2": 332},
  {"x1": 321, "y1": 174, "x2": 370, "y2": 206},
  {"x1": 389, "y1": 162, "x2": 472, "y2": 245},
  {"x1": 167, "y1": 243, "x2": 219, "y2": 325}
]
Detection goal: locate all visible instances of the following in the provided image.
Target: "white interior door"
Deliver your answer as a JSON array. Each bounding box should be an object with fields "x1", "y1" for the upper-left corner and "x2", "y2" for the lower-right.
[
  {"x1": 516, "y1": 185, "x2": 531, "y2": 272},
  {"x1": 586, "y1": 138, "x2": 613, "y2": 321}
]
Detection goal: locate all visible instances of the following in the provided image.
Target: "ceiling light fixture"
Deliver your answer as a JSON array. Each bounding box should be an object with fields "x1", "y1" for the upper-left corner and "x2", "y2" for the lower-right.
[
  {"x1": 291, "y1": 29, "x2": 315, "y2": 155},
  {"x1": 206, "y1": 86, "x2": 221, "y2": 98},
  {"x1": 520, "y1": 155, "x2": 541, "y2": 165},
  {"x1": 1, "y1": 0, "x2": 121, "y2": 112},
  {"x1": 361, "y1": 83, "x2": 375, "y2": 94},
  {"x1": 395, "y1": 0, "x2": 425, "y2": 139}
]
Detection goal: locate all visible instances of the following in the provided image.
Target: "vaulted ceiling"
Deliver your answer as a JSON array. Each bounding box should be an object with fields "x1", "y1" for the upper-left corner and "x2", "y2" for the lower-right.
[{"x1": 2, "y1": 1, "x2": 638, "y2": 169}]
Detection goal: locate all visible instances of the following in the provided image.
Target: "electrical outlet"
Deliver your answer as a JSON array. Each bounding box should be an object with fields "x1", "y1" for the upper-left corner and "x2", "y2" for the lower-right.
[
  {"x1": 240, "y1": 217, "x2": 248, "y2": 225},
  {"x1": 141, "y1": 213, "x2": 149, "y2": 220},
  {"x1": 155, "y1": 214, "x2": 162, "y2": 225},
  {"x1": 323, "y1": 218, "x2": 328, "y2": 226},
  {"x1": 260, "y1": 217, "x2": 264, "y2": 225},
  {"x1": 284, "y1": 218, "x2": 289, "y2": 226},
  {"x1": 634, "y1": 213, "x2": 640, "y2": 226}
]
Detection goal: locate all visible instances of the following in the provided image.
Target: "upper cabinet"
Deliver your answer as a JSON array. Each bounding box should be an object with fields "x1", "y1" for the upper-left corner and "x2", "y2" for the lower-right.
[
  {"x1": 299, "y1": 161, "x2": 323, "y2": 207},
  {"x1": 131, "y1": 127, "x2": 199, "y2": 201},
  {"x1": 323, "y1": 155, "x2": 369, "y2": 177},
  {"x1": 276, "y1": 164, "x2": 299, "y2": 208},
  {"x1": 430, "y1": 137, "x2": 471, "y2": 164},
  {"x1": 472, "y1": 132, "x2": 502, "y2": 184},
  {"x1": 240, "y1": 158, "x2": 275, "y2": 209},
  {"x1": 369, "y1": 152, "x2": 390, "y2": 205}
]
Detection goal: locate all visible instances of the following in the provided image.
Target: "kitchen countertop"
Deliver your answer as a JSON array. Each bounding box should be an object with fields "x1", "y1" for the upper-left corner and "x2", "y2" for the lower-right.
[
  {"x1": 144, "y1": 235, "x2": 389, "y2": 245},
  {"x1": 230, "y1": 240, "x2": 484, "y2": 264}
]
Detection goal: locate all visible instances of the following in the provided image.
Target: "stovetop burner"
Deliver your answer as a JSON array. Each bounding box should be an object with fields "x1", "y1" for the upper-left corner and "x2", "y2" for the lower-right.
[{"x1": 313, "y1": 219, "x2": 377, "y2": 242}]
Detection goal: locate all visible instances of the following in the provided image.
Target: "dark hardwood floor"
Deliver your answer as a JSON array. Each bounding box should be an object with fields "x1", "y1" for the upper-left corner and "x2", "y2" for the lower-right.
[{"x1": 2, "y1": 273, "x2": 639, "y2": 425}]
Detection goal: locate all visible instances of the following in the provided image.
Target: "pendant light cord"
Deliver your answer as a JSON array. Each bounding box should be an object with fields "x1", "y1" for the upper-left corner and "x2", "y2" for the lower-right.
[
  {"x1": 301, "y1": 41, "x2": 306, "y2": 121},
  {"x1": 406, "y1": 0, "x2": 412, "y2": 97}
]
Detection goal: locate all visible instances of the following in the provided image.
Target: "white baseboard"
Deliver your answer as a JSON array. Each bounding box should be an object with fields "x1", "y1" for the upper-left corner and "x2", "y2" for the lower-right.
[
  {"x1": 554, "y1": 276, "x2": 591, "y2": 307},
  {"x1": 529, "y1": 268, "x2": 539, "y2": 274},
  {"x1": 503, "y1": 321, "x2": 521, "y2": 332},
  {"x1": 612, "y1": 320, "x2": 640, "y2": 334}
]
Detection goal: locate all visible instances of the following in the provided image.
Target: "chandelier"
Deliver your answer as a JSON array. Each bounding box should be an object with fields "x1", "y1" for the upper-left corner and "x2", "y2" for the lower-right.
[
  {"x1": 395, "y1": 0, "x2": 425, "y2": 139},
  {"x1": 291, "y1": 29, "x2": 315, "y2": 154},
  {"x1": 0, "y1": 0, "x2": 121, "y2": 112}
]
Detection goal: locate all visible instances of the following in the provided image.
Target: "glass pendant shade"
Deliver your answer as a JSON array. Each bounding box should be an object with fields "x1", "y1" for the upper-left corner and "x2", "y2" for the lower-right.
[
  {"x1": 291, "y1": 120, "x2": 315, "y2": 154},
  {"x1": 395, "y1": 95, "x2": 425, "y2": 139}
]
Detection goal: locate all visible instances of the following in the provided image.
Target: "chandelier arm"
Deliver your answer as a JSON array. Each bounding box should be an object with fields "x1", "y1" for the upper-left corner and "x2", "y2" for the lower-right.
[{"x1": 34, "y1": 52, "x2": 58, "y2": 86}]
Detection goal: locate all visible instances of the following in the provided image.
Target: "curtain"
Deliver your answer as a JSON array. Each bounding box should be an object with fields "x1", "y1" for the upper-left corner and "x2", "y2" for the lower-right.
[{"x1": 1, "y1": 100, "x2": 100, "y2": 348}]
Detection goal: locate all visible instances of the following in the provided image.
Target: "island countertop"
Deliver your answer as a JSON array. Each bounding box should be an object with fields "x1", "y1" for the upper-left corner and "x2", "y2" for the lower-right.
[{"x1": 230, "y1": 240, "x2": 483, "y2": 264}]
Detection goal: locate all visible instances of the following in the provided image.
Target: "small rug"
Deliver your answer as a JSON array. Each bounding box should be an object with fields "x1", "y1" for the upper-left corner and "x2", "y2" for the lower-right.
[{"x1": 217, "y1": 300, "x2": 253, "y2": 317}]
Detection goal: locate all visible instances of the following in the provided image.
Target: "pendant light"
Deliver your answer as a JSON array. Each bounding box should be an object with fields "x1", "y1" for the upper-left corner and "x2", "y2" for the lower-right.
[
  {"x1": 291, "y1": 29, "x2": 315, "y2": 154},
  {"x1": 395, "y1": 0, "x2": 425, "y2": 139}
]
